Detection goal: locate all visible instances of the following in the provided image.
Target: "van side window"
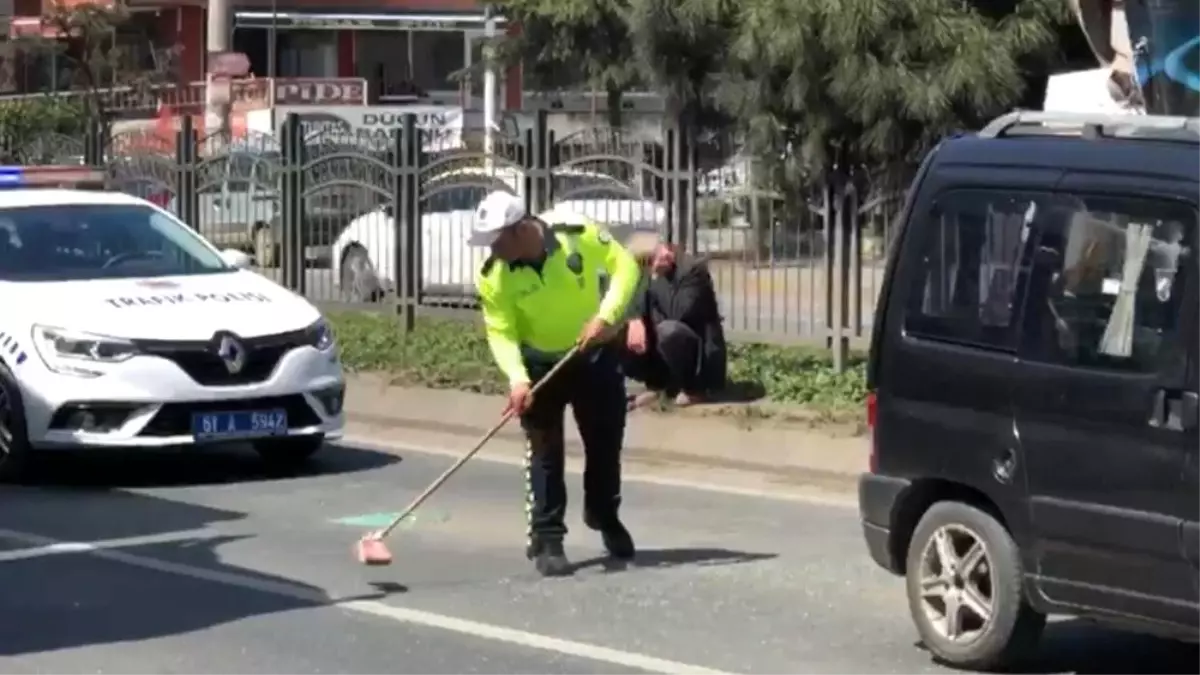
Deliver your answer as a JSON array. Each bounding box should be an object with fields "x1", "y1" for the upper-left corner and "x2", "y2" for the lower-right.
[
  {"x1": 1024, "y1": 195, "x2": 1195, "y2": 373},
  {"x1": 904, "y1": 190, "x2": 1044, "y2": 350}
]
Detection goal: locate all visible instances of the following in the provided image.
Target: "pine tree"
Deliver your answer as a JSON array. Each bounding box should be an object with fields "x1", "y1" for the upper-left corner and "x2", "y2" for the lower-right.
[
  {"x1": 488, "y1": 0, "x2": 1070, "y2": 189},
  {"x1": 489, "y1": 0, "x2": 640, "y2": 126},
  {"x1": 717, "y1": 0, "x2": 1070, "y2": 187},
  {"x1": 626, "y1": 0, "x2": 738, "y2": 130}
]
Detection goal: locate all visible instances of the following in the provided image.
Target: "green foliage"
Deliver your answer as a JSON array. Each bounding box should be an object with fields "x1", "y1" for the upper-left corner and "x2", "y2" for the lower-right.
[
  {"x1": 726, "y1": 342, "x2": 867, "y2": 411},
  {"x1": 489, "y1": 0, "x2": 739, "y2": 127},
  {"x1": 626, "y1": 0, "x2": 739, "y2": 127},
  {"x1": 493, "y1": 0, "x2": 1072, "y2": 188},
  {"x1": 331, "y1": 313, "x2": 504, "y2": 394},
  {"x1": 720, "y1": 0, "x2": 1070, "y2": 185},
  {"x1": 327, "y1": 312, "x2": 867, "y2": 414},
  {"x1": 489, "y1": 0, "x2": 640, "y2": 125},
  {"x1": 0, "y1": 97, "x2": 89, "y2": 163},
  {"x1": 0, "y1": 97, "x2": 86, "y2": 136}
]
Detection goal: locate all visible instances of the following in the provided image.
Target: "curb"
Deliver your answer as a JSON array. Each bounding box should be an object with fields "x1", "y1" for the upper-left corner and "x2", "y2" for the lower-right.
[{"x1": 345, "y1": 410, "x2": 861, "y2": 494}]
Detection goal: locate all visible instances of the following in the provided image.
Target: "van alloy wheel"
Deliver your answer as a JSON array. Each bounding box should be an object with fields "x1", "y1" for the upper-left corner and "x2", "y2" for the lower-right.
[
  {"x1": 906, "y1": 502, "x2": 1045, "y2": 670},
  {"x1": 918, "y1": 524, "x2": 994, "y2": 642}
]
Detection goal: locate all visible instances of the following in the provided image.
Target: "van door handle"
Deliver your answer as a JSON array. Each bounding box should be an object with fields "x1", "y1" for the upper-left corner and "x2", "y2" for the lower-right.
[{"x1": 1150, "y1": 388, "x2": 1197, "y2": 432}]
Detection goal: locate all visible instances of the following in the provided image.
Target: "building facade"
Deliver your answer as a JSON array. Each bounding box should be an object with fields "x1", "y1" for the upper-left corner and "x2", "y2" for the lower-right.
[{"x1": 3, "y1": 0, "x2": 523, "y2": 109}]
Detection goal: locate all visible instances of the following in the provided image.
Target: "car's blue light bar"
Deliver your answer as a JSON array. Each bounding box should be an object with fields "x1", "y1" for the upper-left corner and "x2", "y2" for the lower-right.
[
  {"x1": 0, "y1": 166, "x2": 105, "y2": 189},
  {"x1": 0, "y1": 166, "x2": 25, "y2": 187}
]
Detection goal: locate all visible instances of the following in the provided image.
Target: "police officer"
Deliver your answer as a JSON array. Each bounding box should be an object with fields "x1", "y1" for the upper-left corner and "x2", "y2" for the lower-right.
[{"x1": 471, "y1": 190, "x2": 642, "y2": 577}]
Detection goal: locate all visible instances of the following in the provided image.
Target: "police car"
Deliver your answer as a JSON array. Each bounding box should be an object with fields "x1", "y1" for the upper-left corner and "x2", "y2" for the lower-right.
[{"x1": 0, "y1": 167, "x2": 345, "y2": 481}]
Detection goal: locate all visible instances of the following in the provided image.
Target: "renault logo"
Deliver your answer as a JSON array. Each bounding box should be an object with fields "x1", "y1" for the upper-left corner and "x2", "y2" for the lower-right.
[{"x1": 212, "y1": 331, "x2": 247, "y2": 375}]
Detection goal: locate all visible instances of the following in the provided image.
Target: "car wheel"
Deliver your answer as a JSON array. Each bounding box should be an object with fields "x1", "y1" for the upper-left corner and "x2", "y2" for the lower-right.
[
  {"x1": 0, "y1": 362, "x2": 32, "y2": 483},
  {"x1": 253, "y1": 435, "x2": 324, "y2": 472},
  {"x1": 340, "y1": 244, "x2": 381, "y2": 302},
  {"x1": 905, "y1": 501, "x2": 1045, "y2": 672},
  {"x1": 254, "y1": 226, "x2": 278, "y2": 268}
]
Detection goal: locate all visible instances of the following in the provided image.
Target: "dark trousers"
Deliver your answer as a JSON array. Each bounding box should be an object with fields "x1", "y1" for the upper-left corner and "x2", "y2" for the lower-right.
[
  {"x1": 521, "y1": 348, "x2": 626, "y2": 542},
  {"x1": 621, "y1": 319, "x2": 702, "y2": 395}
]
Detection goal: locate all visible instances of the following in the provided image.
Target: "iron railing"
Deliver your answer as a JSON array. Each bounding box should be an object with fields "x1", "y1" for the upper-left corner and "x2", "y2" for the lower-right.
[{"x1": 6, "y1": 112, "x2": 912, "y2": 364}]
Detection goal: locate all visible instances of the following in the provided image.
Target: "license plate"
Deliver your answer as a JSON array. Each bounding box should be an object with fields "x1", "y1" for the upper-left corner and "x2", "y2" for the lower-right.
[{"x1": 191, "y1": 409, "x2": 287, "y2": 440}]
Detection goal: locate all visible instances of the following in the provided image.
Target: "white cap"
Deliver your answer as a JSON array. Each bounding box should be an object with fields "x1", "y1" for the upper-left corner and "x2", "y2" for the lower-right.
[{"x1": 470, "y1": 190, "x2": 527, "y2": 246}]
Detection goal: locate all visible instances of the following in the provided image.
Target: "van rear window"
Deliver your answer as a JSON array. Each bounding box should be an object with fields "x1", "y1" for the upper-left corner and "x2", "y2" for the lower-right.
[
  {"x1": 903, "y1": 188, "x2": 1196, "y2": 369},
  {"x1": 1024, "y1": 194, "x2": 1194, "y2": 373}
]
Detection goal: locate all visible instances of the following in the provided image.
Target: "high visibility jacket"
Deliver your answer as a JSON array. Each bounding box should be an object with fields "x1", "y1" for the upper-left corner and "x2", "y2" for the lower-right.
[{"x1": 476, "y1": 213, "x2": 640, "y2": 386}]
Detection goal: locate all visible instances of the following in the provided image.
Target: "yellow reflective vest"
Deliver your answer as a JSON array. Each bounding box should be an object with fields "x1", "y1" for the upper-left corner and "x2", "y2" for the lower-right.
[{"x1": 476, "y1": 215, "x2": 640, "y2": 386}]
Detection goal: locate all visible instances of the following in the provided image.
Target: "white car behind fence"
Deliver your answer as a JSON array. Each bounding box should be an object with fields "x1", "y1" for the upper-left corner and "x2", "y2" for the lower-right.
[{"x1": 331, "y1": 166, "x2": 667, "y2": 303}]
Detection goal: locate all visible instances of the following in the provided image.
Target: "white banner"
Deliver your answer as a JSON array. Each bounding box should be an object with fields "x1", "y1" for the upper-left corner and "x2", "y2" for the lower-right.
[{"x1": 273, "y1": 105, "x2": 464, "y2": 150}]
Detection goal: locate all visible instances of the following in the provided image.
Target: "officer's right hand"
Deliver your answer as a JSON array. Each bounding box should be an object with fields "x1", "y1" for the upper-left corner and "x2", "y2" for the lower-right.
[{"x1": 504, "y1": 381, "x2": 533, "y2": 416}]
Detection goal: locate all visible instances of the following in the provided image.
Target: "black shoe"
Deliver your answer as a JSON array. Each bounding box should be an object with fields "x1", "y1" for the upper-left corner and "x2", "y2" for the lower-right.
[
  {"x1": 584, "y1": 513, "x2": 636, "y2": 561},
  {"x1": 526, "y1": 538, "x2": 572, "y2": 577}
]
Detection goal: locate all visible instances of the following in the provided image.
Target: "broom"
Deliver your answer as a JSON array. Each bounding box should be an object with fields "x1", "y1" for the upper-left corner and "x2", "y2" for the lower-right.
[{"x1": 355, "y1": 344, "x2": 582, "y2": 566}]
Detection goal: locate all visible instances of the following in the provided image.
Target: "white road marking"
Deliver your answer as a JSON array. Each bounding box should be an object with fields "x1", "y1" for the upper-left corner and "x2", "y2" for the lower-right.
[
  {"x1": 0, "y1": 526, "x2": 736, "y2": 675},
  {"x1": 0, "y1": 529, "x2": 214, "y2": 562},
  {"x1": 340, "y1": 433, "x2": 858, "y2": 509},
  {"x1": 341, "y1": 600, "x2": 734, "y2": 675},
  {"x1": 0, "y1": 541, "x2": 94, "y2": 561}
]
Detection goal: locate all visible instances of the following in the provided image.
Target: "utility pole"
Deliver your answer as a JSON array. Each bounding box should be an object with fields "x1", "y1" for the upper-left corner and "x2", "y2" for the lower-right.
[
  {"x1": 267, "y1": 0, "x2": 277, "y2": 79},
  {"x1": 205, "y1": 0, "x2": 232, "y2": 142},
  {"x1": 482, "y1": 4, "x2": 497, "y2": 174}
]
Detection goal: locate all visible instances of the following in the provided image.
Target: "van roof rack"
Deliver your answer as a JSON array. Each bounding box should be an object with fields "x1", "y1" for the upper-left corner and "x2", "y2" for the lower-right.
[{"x1": 978, "y1": 110, "x2": 1200, "y2": 143}]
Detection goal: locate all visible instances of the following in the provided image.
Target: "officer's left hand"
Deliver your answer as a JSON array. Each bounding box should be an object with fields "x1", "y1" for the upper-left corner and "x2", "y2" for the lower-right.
[{"x1": 578, "y1": 316, "x2": 610, "y2": 349}]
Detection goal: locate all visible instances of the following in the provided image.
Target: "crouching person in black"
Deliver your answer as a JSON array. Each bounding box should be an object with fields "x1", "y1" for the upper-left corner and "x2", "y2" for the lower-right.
[{"x1": 622, "y1": 232, "x2": 727, "y2": 408}]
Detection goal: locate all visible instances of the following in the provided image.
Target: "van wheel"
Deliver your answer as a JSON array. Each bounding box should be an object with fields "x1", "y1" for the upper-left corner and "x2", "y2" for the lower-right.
[
  {"x1": 0, "y1": 362, "x2": 32, "y2": 483},
  {"x1": 340, "y1": 245, "x2": 381, "y2": 302},
  {"x1": 254, "y1": 226, "x2": 277, "y2": 268},
  {"x1": 906, "y1": 501, "x2": 1045, "y2": 672}
]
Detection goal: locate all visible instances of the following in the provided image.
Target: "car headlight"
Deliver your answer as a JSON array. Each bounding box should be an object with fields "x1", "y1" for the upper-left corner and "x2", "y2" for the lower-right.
[
  {"x1": 32, "y1": 325, "x2": 139, "y2": 377},
  {"x1": 305, "y1": 318, "x2": 335, "y2": 351}
]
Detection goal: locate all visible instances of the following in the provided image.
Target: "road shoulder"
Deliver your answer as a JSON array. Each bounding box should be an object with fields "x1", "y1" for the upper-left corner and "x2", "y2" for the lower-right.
[{"x1": 344, "y1": 373, "x2": 867, "y2": 496}]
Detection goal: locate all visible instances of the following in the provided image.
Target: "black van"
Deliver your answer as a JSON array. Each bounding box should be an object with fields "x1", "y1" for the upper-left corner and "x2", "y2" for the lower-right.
[{"x1": 858, "y1": 110, "x2": 1199, "y2": 671}]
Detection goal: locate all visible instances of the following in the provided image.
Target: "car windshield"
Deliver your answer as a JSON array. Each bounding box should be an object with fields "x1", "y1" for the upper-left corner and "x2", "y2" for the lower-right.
[{"x1": 0, "y1": 203, "x2": 232, "y2": 282}]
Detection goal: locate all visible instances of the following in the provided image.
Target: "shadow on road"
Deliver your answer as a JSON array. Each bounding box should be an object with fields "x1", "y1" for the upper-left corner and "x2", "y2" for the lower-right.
[
  {"x1": 0, "y1": 488, "x2": 384, "y2": 659},
  {"x1": 0, "y1": 485, "x2": 248, "y2": 544},
  {"x1": 0, "y1": 532, "x2": 342, "y2": 658},
  {"x1": 0, "y1": 443, "x2": 400, "y2": 542},
  {"x1": 922, "y1": 618, "x2": 1198, "y2": 674},
  {"x1": 572, "y1": 547, "x2": 777, "y2": 574},
  {"x1": 22, "y1": 442, "x2": 399, "y2": 489}
]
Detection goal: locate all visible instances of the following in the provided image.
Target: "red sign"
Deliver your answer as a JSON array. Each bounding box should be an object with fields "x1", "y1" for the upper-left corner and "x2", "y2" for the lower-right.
[{"x1": 273, "y1": 78, "x2": 367, "y2": 106}]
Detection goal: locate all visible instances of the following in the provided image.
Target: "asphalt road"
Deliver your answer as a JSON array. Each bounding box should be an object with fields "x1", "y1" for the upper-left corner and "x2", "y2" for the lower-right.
[{"x1": 1, "y1": 438, "x2": 1194, "y2": 674}]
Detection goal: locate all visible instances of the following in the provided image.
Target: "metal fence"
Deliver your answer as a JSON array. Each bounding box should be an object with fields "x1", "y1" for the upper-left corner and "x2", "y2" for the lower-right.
[{"x1": 6, "y1": 112, "x2": 912, "y2": 363}]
